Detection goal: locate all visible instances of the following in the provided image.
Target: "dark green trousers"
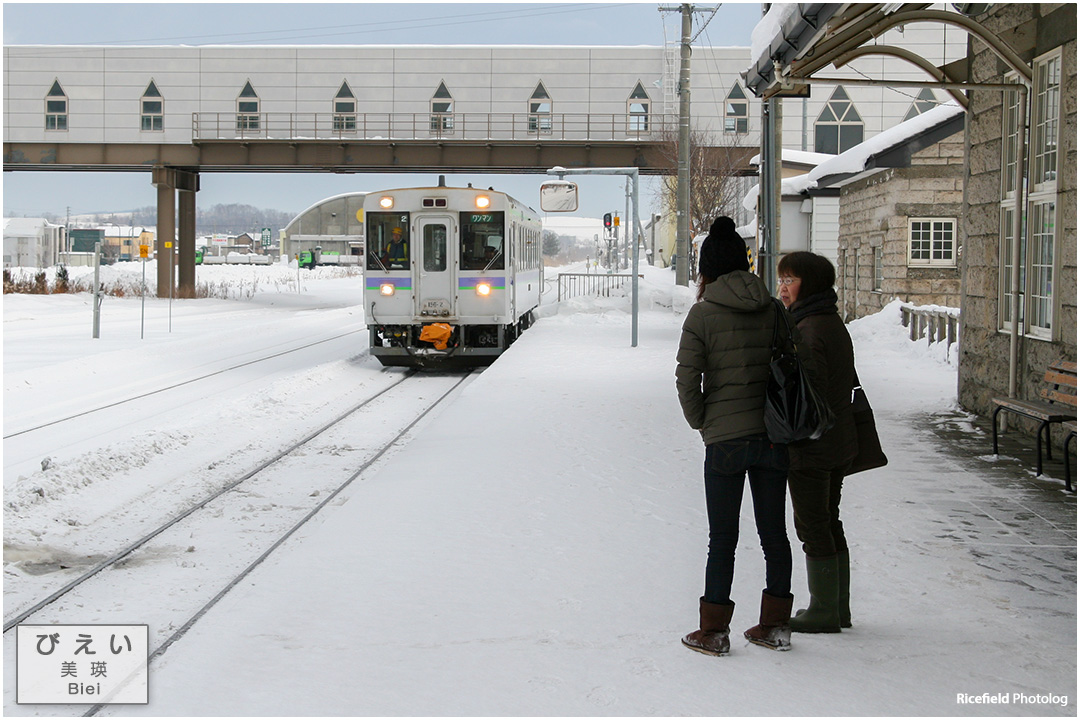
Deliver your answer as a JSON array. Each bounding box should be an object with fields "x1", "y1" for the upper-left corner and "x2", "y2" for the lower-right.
[{"x1": 788, "y1": 464, "x2": 848, "y2": 558}]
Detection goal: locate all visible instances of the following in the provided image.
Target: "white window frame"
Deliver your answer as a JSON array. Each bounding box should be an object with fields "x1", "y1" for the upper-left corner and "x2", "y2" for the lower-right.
[
  {"x1": 430, "y1": 82, "x2": 454, "y2": 135},
  {"x1": 45, "y1": 80, "x2": 68, "y2": 131},
  {"x1": 724, "y1": 84, "x2": 748, "y2": 134},
  {"x1": 236, "y1": 81, "x2": 260, "y2": 132},
  {"x1": 627, "y1": 82, "x2": 650, "y2": 134},
  {"x1": 998, "y1": 50, "x2": 1062, "y2": 340},
  {"x1": 333, "y1": 81, "x2": 357, "y2": 132},
  {"x1": 140, "y1": 80, "x2": 163, "y2": 132},
  {"x1": 873, "y1": 246, "x2": 884, "y2": 292},
  {"x1": 529, "y1": 82, "x2": 552, "y2": 135},
  {"x1": 908, "y1": 218, "x2": 956, "y2": 267}
]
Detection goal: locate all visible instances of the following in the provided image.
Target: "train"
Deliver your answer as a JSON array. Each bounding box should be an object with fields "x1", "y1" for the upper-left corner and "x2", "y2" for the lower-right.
[{"x1": 364, "y1": 183, "x2": 543, "y2": 368}]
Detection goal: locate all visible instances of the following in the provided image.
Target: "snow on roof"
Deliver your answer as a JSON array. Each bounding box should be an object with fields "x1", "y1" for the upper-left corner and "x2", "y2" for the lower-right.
[
  {"x1": 749, "y1": 148, "x2": 836, "y2": 167},
  {"x1": 3, "y1": 217, "x2": 58, "y2": 235},
  {"x1": 741, "y1": 101, "x2": 966, "y2": 209}
]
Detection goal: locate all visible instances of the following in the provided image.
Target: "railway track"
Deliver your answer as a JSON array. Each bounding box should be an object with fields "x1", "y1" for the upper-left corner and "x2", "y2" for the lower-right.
[
  {"x1": 4, "y1": 327, "x2": 367, "y2": 441},
  {"x1": 3, "y1": 370, "x2": 473, "y2": 714}
]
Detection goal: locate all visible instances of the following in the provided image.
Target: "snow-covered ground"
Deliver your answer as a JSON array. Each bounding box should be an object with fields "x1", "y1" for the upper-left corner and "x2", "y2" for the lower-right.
[{"x1": 4, "y1": 261, "x2": 1076, "y2": 716}]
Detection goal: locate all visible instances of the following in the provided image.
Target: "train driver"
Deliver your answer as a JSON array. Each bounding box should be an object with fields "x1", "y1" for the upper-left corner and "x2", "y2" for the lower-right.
[{"x1": 383, "y1": 227, "x2": 409, "y2": 269}]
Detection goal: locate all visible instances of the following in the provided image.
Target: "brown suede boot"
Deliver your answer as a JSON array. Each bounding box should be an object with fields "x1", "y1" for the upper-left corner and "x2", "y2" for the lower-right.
[
  {"x1": 682, "y1": 598, "x2": 735, "y2": 656},
  {"x1": 743, "y1": 591, "x2": 793, "y2": 651}
]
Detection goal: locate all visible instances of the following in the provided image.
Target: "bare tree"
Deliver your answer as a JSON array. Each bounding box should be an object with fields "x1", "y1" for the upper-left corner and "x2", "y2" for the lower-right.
[{"x1": 654, "y1": 128, "x2": 757, "y2": 238}]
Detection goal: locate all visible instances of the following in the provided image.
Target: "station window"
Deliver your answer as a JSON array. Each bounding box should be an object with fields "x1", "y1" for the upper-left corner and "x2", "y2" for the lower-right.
[
  {"x1": 236, "y1": 81, "x2": 260, "y2": 131},
  {"x1": 627, "y1": 82, "x2": 650, "y2": 134},
  {"x1": 724, "y1": 84, "x2": 748, "y2": 134},
  {"x1": 815, "y1": 86, "x2": 863, "y2": 154},
  {"x1": 141, "y1": 80, "x2": 163, "y2": 132},
  {"x1": 45, "y1": 80, "x2": 68, "y2": 131},
  {"x1": 430, "y1": 82, "x2": 454, "y2": 134},
  {"x1": 529, "y1": 82, "x2": 552, "y2": 134},
  {"x1": 334, "y1": 81, "x2": 356, "y2": 132},
  {"x1": 908, "y1": 218, "x2": 956, "y2": 267}
]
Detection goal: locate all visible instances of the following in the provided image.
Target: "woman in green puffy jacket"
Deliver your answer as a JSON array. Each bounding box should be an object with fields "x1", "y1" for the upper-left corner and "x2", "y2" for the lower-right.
[{"x1": 675, "y1": 217, "x2": 793, "y2": 656}]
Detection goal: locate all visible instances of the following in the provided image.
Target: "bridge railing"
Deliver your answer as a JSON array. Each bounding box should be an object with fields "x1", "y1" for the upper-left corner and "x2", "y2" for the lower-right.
[
  {"x1": 557, "y1": 272, "x2": 640, "y2": 302},
  {"x1": 192, "y1": 112, "x2": 679, "y2": 143}
]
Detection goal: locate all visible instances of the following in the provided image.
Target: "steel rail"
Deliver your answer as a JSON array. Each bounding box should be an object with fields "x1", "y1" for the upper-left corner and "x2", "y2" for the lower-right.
[
  {"x1": 3, "y1": 327, "x2": 365, "y2": 439},
  {"x1": 80, "y1": 370, "x2": 472, "y2": 716},
  {"x1": 2, "y1": 367, "x2": 420, "y2": 632}
]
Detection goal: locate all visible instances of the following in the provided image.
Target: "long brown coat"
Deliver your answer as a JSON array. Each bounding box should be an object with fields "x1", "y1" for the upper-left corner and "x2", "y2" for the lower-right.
[{"x1": 788, "y1": 300, "x2": 857, "y2": 470}]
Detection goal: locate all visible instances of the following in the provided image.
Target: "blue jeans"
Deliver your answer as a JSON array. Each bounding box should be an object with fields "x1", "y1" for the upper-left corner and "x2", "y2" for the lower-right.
[{"x1": 702, "y1": 434, "x2": 792, "y2": 604}]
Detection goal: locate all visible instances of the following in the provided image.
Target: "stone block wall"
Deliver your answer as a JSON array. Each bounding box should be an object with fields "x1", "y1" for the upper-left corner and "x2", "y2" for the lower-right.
[
  {"x1": 958, "y1": 4, "x2": 1077, "y2": 443},
  {"x1": 836, "y1": 134, "x2": 964, "y2": 320}
]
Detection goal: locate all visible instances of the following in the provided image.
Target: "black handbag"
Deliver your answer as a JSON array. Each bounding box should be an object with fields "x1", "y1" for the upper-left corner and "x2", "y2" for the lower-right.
[
  {"x1": 848, "y1": 378, "x2": 888, "y2": 475},
  {"x1": 763, "y1": 299, "x2": 835, "y2": 444}
]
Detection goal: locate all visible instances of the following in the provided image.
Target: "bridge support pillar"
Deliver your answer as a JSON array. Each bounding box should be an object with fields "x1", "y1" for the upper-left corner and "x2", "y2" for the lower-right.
[
  {"x1": 152, "y1": 167, "x2": 199, "y2": 299},
  {"x1": 178, "y1": 188, "x2": 197, "y2": 298}
]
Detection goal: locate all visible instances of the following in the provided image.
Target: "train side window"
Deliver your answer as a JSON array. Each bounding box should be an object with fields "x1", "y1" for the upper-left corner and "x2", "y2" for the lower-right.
[
  {"x1": 460, "y1": 211, "x2": 505, "y2": 270},
  {"x1": 367, "y1": 213, "x2": 410, "y2": 270}
]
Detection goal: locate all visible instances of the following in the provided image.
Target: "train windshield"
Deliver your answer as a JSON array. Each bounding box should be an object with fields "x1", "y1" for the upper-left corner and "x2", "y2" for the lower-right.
[
  {"x1": 367, "y1": 213, "x2": 411, "y2": 270},
  {"x1": 460, "y1": 211, "x2": 505, "y2": 270}
]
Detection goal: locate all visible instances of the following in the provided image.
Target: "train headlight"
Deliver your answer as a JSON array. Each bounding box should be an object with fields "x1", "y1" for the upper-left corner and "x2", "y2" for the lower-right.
[
  {"x1": 379, "y1": 283, "x2": 395, "y2": 296},
  {"x1": 378, "y1": 195, "x2": 395, "y2": 209},
  {"x1": 475, "y1": 195, "x2": 491, "y2": 210},
  {"x1": 475, "y1": 282, "x2": 492, "y2": 297}
]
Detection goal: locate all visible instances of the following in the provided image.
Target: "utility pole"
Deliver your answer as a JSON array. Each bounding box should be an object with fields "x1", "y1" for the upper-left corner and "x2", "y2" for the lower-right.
[{"x1": 659, "y1": 4, "x2": 719, "y2": 286}]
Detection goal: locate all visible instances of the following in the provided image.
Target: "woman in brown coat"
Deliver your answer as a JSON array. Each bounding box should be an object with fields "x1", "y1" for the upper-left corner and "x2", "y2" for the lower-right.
[{"x1": 776, "y1": 251, "x2": 857, "y2": 633}]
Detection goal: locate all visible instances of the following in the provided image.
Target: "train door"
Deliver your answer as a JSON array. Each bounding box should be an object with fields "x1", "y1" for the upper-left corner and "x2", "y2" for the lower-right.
[{"x1": 415, "y1": 216, "x2": 455, "y2": 318}]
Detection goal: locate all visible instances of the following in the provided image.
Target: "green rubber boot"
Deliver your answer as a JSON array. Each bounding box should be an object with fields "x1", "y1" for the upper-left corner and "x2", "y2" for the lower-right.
[
  {"x1": 790, "y1": 555, "x2": 842, "y2": 633},
  {"x1": 837, "y1": 550, "x2": 851, "y2": 629}
]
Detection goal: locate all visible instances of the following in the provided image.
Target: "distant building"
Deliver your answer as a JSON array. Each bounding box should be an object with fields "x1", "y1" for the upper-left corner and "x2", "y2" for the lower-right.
[{"x1": 3, "y1": 217, "x2": 64, "y2": 268}]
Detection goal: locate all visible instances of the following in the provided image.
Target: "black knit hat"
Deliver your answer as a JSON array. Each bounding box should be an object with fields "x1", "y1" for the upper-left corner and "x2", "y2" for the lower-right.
[{"x1": 699, "y1": 216, "x2": 749, "y2": 278}]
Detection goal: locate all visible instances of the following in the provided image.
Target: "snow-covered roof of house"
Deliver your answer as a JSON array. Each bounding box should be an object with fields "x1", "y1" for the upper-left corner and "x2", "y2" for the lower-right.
[
  {"x1": 749, "y1": 148, "x2": 836, "y2": 168},
  {"x1": 3, "y1": 217, "x2": 59, "y2": 236},
  {"x1": 741, "y1": 101, "x2": 966, "y2": 210}
]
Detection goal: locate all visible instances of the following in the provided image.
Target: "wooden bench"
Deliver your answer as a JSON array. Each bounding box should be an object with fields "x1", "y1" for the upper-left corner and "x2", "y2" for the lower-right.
[{"x1": 992, "y1": 361, "x2": 1077, "y2": 489}]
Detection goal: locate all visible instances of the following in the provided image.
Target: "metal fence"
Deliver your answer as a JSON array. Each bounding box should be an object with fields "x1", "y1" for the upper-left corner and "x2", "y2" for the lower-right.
[
  {"x1": 192, "y1": 112, "x2": 678, "y2": 143},
  {"x1": 557, "y1": 273, "x2": 639, "y2": 301},
  {"x1": 900, "y1": 304, "x2": 960, "y2": 354}
]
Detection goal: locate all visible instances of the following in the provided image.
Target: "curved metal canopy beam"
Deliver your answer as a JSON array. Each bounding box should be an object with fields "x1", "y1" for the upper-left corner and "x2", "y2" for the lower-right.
[
  {"x1": 866, "y1": 9, "x2": 1032, "y2": 84},
  {"x1": 832, "y1": 45, "x2": 969, "y2": 109}
]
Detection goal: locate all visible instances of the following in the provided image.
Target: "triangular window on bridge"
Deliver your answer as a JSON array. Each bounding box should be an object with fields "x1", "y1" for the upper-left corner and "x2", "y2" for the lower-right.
[
  {"x1": 141, "y1": 80, "x2": 163, "y2": 132},
  {"x1": 430, "y1": 82, "x2": 454, "y2": 134},
  {"x1": 529, "y1": 82, "x2": 552, "y2": 134},
  {"x1": 334, "y1": 81, "x2": 357, "y2": 132},
  {"x1": 725, "y1": 83, "x2": 748, "y2": 134},
  {"x1": 45, "y1": 79, "x2": 68, "y2": 131},
  {"x1": 627, "y1": 82, "x2": 650, "y2": 134},
  {"x1": 236, "y1": 81, "x2": 261, "y2": 132}
]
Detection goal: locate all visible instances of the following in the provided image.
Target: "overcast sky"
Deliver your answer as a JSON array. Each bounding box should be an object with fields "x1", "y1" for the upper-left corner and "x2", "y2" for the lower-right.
[{"x1": 2, "y1": 2, "x2": 764, "y2": 226}]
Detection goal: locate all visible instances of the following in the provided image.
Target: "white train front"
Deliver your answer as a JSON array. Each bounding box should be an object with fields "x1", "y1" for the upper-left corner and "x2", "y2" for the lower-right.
[{"x1": 364, "y1": 184, "x2": 543, "y2": 368}]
